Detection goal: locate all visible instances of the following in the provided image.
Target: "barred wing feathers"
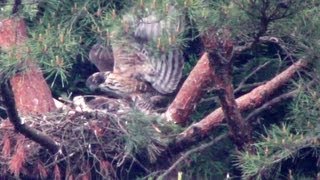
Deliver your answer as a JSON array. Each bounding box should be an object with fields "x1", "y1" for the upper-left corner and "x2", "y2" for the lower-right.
[
  {"x1": 112, "y1": 40, "x2": 184, "y2": 95},
  {"x1": 141, "y1": 47, "x2": 184, "y2": 94},
  {"x1": 133, "y1": 5, "x2": 185, "y2": 94},
  {"x1": 87, "y1": 4, "x2": 185, "y2": 102},
  {"x1": 134, "y1": 5, "x2": 185, "y2": 42},
  {"x1": 112, "y1": 40, "x2": 145, "y2": 76}
]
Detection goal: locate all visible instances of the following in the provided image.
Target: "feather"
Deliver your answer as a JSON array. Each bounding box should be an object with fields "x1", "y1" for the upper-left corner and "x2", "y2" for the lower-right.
[
  {"x1": 86, "y1": 4, "x2": 186, "y2": 112},
  {"x1": 88, "y1": 43, "x2": 114, "y2": 72}
]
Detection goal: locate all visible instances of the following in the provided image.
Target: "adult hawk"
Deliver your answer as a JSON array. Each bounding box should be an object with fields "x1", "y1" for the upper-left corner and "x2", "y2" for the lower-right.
[{"x1": 86, "y1": 4, "x2": 185, "y2": 112}]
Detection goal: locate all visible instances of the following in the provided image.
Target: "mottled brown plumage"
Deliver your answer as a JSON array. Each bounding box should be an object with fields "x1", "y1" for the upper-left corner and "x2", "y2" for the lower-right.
[
  {"x1": 86, "y1": 4, "x2": 185, "y2": 112},
  {"x1": 89, "y1": 43, "x2": 114, "y2": 72}
]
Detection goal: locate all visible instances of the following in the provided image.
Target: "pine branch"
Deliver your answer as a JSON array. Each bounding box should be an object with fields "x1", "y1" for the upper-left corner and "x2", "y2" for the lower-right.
[
  {"x1": 234, "y1": 36, "x2": 287, "y2": 54},
  {"x1": 245, "y1": 90, "x2": 298, "y2": 123},
  {"x1": 209, "y1": 62, "x2": 251, "y2": 149},
  {"x1": 1, "y1": 79, "x2": 67, "y2": 178},
  {"x1": 12, "y1": 0, "x2": 21, "y2": 14},
  {"x1": 206, "y1": 29, "x2": 252, "y2": 150},
  {"x1": 0, "y1": 18, "x2": 56, "y2": 115},
  {"x1": 246, "y1": 79, "x2": 316, "y2": 123},
  {"x1": 171, "y1": 59, "x2": 307, "y2": 153},
  {"x1": 234, "y1": 61, "x2": 271, "y2": 94},
  {"x1": 165, "y1": 52, "x2": 215, "y2": 124},
  {"x1": 158, "y1": 133, "x2": 227, "y2": 179}
]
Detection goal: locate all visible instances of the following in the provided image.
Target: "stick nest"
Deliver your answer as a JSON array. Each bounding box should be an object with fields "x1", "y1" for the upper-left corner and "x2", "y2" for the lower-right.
[{"x1": 0, "y1": 100, "x2": 177, "y2": 179}]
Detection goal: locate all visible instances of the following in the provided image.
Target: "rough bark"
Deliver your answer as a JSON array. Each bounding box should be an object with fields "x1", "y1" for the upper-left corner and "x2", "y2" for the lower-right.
[
  {"x1": 172, "y1": 59, "x2": 307, "y2": 151},
  {"x1": 209, "y1": 52, "x2": 252, "y2": 150},
  {"x1": 200, "y1": 26, "x2": 253, "y2": 150},
  {"x1": 0, "y1": 18, "x2": 56, "y2": 115},
  {"x1": 0, "y1": 18, "x2": 26, "y2": 50},
  {"x1": 165, "y1": 52, "x2": 214, "y2": 123}
]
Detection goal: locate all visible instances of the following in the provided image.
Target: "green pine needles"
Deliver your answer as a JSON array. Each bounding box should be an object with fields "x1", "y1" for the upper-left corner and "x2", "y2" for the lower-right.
[
  {"x1": 236, "y1": 82, "x2": 320, "y2": 179},
  {"x1": 1, "y1": 0, "x2": 320, "y2": 179},
  {"x1": 236, "y1": 123, "x2": 320, "y2": 179},
  {"x1": 121, "y1": 109, "x2": 181, "y2": 163}
]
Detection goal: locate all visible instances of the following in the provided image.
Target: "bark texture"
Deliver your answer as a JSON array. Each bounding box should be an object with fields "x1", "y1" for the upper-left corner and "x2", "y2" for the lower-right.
[
  {"x1": 173, "y1": 59, "x2": 307, "y2": 151},
  {"x1": 0, "y1": 18, "x2": 56, "y2": 115},
  {"x1": 0, "y1": 18, "x2": 27, "y2": 50},
  {"x1": 209, "y1": 53, "x2": 252, "y2": 149},
  {"x1": 166, "y1": 52, "x2": 214, "y2": 123}
]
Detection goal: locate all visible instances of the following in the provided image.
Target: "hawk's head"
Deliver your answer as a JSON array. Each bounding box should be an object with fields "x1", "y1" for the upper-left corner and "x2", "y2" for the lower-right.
[
  {"x1": 86, "y1": 71, "x2": 150, "y2": 99},
  {"x1": 86, "y1": 71, "x2": 125, "y2": 98}
]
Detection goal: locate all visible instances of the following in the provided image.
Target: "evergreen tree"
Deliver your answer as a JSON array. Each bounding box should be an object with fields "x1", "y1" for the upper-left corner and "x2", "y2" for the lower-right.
[{"x1": 0, "y1": 0, "x2": 319, "y2": 179}]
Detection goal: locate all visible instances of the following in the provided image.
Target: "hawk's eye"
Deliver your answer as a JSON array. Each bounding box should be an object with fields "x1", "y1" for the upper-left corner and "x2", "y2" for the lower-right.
[{"x1": 94, "y1": 74, "x2": 106, "y2": 84}]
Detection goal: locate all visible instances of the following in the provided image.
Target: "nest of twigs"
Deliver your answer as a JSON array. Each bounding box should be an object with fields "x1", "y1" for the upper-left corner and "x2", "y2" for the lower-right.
[{"x1": 0, "y1": 98, "x2": 175, "y2": 179}]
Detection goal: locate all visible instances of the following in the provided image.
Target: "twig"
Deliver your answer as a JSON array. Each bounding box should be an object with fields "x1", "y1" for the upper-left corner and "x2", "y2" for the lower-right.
[
  {"x1": 234, "y1": 61, "x2": 271, "y2": 94},
  {"x1": 246, "y1": 90, "x2": 298, "y2": 123},
  {"x1": 235, "y1": 82, "x2": 266, "y2": 93},
  {"x1": 246, "y1": 79, "x2": 316, "y2": 123},
  {"x1": 234, "y1": 36, "x2": 288, "y2": 54},
  {"x1": 157, "y1": 134, "x2": 227, "y2": 179}
]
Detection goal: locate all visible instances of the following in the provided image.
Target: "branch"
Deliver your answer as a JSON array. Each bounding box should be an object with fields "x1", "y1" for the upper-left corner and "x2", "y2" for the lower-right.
[
  {"x1": 12, "y1": 0, "x2": 21, "y2": 14},
  {"x1": 165, "y1": 52, "x2": 215, "y2": 124},
  {"x1": 0, "y1": 18, "x2": 56, "y2": 115},
  {"x1": 158, "y1": 134, "x2": 227, "y2": 179},
  {"x1": 206, "y1": 31, "x2": 252, "y2": 149},
  {"x1": 0, "y1": 80, "x2": 60, "y2": 154},
  {"x1": 246, "y1": 79, "x2": 316, "y2": 123},
  {"x1": 172, "y1": 59, "x2": 307, "y2": 152},
  {"x1": 245, "y1": 90, "x2": 298, "y2": 123},
  {"x1": 234, "y1": 36, "x2": 287, "y2": 54},
  {"x1": 234, "y1": 61, "x2": 271, "y2": 94}
]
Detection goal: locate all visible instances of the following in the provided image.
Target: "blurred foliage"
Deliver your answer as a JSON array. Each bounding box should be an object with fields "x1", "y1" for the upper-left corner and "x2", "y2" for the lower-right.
[
  {"x1": 232, "y1": 1, "x2": 320, "y2": 179},
  {"x1": 122, "y1": 110, "x2": 182, "y2": 163},
  {"x1": 180, "y1": 136, "x2": 234, "y2": 180},
  {"x1": 0, "y1": 0, "x2": 320, "y2": 179}
]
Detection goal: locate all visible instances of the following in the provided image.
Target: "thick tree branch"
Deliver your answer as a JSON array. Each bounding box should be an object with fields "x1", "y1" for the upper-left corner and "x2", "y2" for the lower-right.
[
  {"x1": 172, "y1": 59, "x2": 307, "y2": 152},
  {"x1": 198, "y1": 25, "x2": 252, "y2": 149},
  {"x1": 209, "y1": 52, "x2": 252, "y2": 149},
  {"x1": 166, "y1": 52, "x2": 215, "y2": 124}
]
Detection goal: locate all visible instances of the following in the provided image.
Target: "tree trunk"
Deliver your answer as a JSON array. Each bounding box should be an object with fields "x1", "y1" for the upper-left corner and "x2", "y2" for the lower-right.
[{"x1": 0, "y1": 18, "x2": 56, "y2": 115}]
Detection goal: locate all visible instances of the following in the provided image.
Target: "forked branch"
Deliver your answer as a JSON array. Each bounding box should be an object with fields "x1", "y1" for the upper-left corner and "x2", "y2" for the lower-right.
[{"x1": 172, "y1": 59, "x2": 307, "y2": 152}]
